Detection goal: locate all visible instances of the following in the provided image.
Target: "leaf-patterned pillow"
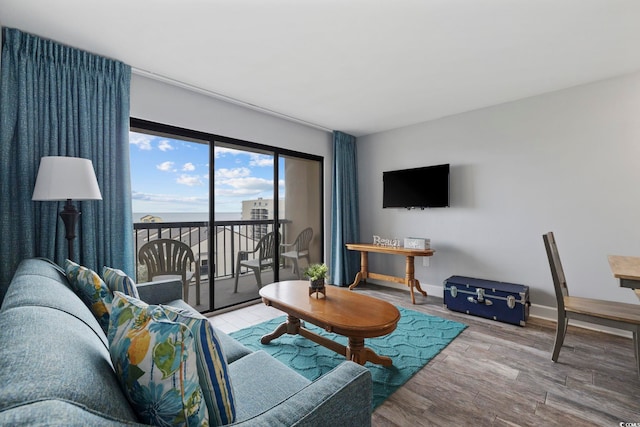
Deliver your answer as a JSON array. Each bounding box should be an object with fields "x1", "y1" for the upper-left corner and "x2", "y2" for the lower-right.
[
  {"x1": 155, "y1": 305, "x2": 236, "y2": 425},
  {"x1": 65, "y1": 259, "x2": 112, "y2": 332},
  {"x1": 109, "y1": 292, "x2": 209, "y2": 426},
  {"x1": 102, "y1": 266, "x2": 139, "y2": 299}
]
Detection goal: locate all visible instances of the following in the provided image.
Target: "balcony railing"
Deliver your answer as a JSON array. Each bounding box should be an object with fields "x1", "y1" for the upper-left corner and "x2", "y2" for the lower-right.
[{"x1": 133, "y1": 219, "x2": 290, "y2": 281}]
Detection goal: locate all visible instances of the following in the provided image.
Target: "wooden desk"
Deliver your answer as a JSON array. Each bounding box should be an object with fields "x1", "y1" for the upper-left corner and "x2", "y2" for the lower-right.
[
  {"x1": 608, "y1": 255, "x2": 640, "y2": 300},
  {"x1": 346, "y1": 243, "x2": 435, "y2": 304}
]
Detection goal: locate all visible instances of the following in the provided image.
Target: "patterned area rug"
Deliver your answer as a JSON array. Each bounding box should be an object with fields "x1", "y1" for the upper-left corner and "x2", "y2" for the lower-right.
[{"x1": 229, "y1": 306, "x2": 467, "y2": 409}]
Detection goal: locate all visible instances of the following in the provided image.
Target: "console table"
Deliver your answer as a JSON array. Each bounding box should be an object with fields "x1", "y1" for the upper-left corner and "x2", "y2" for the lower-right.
[{"x1": 346, "y1": 243, "x2": 435, "y2": 304}]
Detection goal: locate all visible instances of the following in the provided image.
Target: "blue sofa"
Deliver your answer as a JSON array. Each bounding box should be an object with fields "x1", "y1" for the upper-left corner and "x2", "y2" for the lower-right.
[{"x1": 0, "y1": 258, "x2": 372, "y2": 426}]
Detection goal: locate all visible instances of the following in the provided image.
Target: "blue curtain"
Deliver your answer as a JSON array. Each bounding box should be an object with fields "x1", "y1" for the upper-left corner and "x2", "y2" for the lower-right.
[
  {"x1": 329, "y1": 131, "x2": 360, "y2": 286},
  {"x1": 0, "y1": 27, "x2": 133, "y2": 294}
]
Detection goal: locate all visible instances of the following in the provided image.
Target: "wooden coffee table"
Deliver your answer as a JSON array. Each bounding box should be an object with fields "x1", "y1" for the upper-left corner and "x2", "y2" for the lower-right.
[{"x1": 259, "y1": 281, "x2": 401, "y2": 366}]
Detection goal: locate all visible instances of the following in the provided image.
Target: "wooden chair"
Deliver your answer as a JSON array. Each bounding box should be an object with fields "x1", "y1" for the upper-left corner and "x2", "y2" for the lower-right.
[
  {"x1": 138, "y1": 239, "x2": 200, "y2": 305},
  {"x1": 543, "y1": 232, "x2": 640, "y2": 376},
  {"x1": 280, "y1": 227, "x2": 313, "y2": 279},
  {"x1": 234, "y1": 231, "x2": 280, "y2": 292}
]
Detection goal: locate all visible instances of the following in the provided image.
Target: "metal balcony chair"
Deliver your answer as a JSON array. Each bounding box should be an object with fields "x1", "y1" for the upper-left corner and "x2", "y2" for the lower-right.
[
  {"x1": 280, "y1": 227, "x2": 313, "y2": 279},
  {"x1": 543, "y1": 232, "x2": 640, "y2": 376},
  {"x1": 138, "y1": 238, "x2": 201, "y2": 305},
  {"x1": 234, "y1": 231, "x2": 280, "y2": 292}
]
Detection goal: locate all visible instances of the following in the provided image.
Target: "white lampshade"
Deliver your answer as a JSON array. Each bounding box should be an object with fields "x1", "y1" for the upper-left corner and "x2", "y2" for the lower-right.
[{"x1": 32, "y1": 156, "x2": 103, "y2": 201}]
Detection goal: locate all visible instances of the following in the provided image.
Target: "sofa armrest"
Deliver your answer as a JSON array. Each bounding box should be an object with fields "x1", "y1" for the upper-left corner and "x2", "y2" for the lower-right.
[
  {"x1": 136, "y1": 278, "x2": 183, "y2": 305},
  {"x1": 231, "y1": 361, "x2": 372, "y2": 427}
]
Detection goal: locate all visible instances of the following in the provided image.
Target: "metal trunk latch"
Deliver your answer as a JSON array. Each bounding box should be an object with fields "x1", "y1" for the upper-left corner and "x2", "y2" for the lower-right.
[
  {"x1": 449, "y1": 285, "x2": 458, "y2": 298},
  {"x1": 467, "y1": 288, "x2": 493, "y2": 305},
  {"x1": 507, "y1": 295, "x2": 516, "y2": 309}
]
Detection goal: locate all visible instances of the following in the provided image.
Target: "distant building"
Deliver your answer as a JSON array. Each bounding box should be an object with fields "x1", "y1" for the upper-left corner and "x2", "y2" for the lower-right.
[
  {"x1": 241, "y1": 198, "x2": 284, "y2": 239},
  {"x1": 140, "y1": 214, "x2": 163, "y2": 223}
]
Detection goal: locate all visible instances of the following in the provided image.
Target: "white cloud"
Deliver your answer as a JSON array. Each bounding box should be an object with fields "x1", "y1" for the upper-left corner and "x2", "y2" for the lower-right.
[
  {"x1": 215, "y1": 176, "x2": 273, "y2": 197},
  {"x1": 132, "y1": 191, "x2": 208, "y2": 204},
  {"x1": 182, "y1": 162, "x2": 196, "y2": 172},
  {"x1": 158, "y1": 140, "x2": 174, "y2": 151},
  {"x1": 156, "y1": 161, "x2": 175, "y2": 172},
  {"x1": 177, "y1": 174, "x2": 203, "y2": 186},
  {"x1": 249, "y1": 154, "x2": 273, "y2": 167},
  {"x1": 129, "y1": 132, "x2": 153, "y2": 150},
  {"x1": 214, "y1": 146, "x2": 244, "y2": 158},
  {"x1": 214, "y1": 167, "x2": 251, "y2": 179}
]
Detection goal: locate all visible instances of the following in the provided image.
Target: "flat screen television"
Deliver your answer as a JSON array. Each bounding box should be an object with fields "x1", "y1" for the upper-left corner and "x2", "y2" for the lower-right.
[{"x1": 383, "y1": 164, "x2": 450, "y2": 208}]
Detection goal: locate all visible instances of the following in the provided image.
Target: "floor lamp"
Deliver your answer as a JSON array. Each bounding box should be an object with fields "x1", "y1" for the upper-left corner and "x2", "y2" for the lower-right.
[{"x1": 32, "y1": 156, "x2": 103, "y2": 262}]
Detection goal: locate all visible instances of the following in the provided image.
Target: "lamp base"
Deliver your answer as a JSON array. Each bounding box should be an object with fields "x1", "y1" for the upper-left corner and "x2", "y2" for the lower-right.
[{"x1": 59, "y1": 199, "x2": 80, "y2": 262}]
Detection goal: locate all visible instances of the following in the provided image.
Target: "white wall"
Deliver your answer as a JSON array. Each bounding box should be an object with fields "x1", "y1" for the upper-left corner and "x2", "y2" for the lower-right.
[
  {"x1": 357, "y1": 71, "x2": 640, "y2": 315},
  {"x1": 129, "y1": 74, "x2": 334, "y2": 260}
]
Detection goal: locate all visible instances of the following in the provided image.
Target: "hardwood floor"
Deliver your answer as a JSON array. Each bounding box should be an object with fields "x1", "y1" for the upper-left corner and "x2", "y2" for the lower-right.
[{"x1": 209, "y1": 283, "x2": 640, "y2": 426}]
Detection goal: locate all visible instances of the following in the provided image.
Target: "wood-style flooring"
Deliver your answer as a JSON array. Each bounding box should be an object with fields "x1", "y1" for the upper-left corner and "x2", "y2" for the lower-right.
[{"x1": 210, "y1": 283, "x2": 640, "y2": 426}]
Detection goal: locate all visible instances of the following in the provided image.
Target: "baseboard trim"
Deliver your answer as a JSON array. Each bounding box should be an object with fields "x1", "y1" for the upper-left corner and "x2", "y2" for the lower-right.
[{"x1": 370, "y1": 281, "x2": 633, "y2": 338}]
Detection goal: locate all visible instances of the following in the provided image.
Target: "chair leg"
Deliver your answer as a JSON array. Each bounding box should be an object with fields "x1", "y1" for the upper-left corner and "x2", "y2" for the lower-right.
[
  {"x1": 183, "y1": 280, "x2": 189, "y2": 304},
  {"x1": 292, "y1": 258, "x2": 301, "y2": 279},
  {"x1": 252, "y1": 267, "x2": 262, "y2": 289},
  {"x1": 234, "y1": 258, "x2": 242, "y2": 293},
  {"x1": 552, "y1": 317, "x2": 568, "y2": 362}
]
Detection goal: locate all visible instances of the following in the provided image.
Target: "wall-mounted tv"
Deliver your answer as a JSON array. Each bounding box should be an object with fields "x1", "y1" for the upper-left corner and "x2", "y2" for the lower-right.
[{"x1": 383, "y1": 164, "x2": 450, "y2": 209}]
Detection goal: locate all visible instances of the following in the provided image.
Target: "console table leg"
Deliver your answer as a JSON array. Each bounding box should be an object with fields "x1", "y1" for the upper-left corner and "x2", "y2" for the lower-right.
[
  {"x1": 349, "y1": 251, "x2": 368, "y2": 290},
  {"x1": 413, "y1": 279, "x2": 428, "y2": 297}
]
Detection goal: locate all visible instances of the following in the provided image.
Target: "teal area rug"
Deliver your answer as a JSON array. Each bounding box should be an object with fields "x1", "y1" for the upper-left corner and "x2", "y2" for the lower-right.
[{"x1": 229, "y1": 307, "x2": 466, "y2": 409}]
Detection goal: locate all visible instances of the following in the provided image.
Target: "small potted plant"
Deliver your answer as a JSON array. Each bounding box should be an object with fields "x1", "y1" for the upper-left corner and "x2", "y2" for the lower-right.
[{"x1": 304, "y1": 263, "x2": 328, "y2": 294}]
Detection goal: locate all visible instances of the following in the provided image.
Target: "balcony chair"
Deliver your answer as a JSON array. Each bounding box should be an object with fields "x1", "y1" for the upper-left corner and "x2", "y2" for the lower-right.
[
  {"x1": 280, "y1": 227, "x2": 313, "y2": 279},
  {"x1": 138, "y1": 238, "x2": 201, "y2": 305},
  {"x1": 543, "y1": 232, "x2": 640, "y2": 376},
  {"x1": 234, "y1": 231, "x2": 280, "y2": 292}
]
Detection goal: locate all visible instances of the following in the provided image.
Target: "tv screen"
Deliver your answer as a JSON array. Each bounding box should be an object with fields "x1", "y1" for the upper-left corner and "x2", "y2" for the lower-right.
[{"x1": 383, "y1": 164, "x2": 450, "y2": 208}]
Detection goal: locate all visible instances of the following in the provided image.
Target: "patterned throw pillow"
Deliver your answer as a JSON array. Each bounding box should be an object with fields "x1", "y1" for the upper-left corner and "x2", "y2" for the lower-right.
[
  {"x1": 109, "y1": 292, "x2": 208, "y2": 426},
  {"x1": 156, "y1": 305, "x2": 236, "y2": 425},
  {"x1": 102, "y1": 266, "x2": 140, "y2": 299},
  {"x1": 109, "y1": 292, "x2": 236, "y2": 426},
  {"x1": 65, "y1": 259, "x2": 112, "y2": 332}
]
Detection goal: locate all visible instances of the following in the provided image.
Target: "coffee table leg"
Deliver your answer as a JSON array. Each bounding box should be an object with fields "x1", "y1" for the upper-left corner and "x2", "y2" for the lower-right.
[
  {"x1": 347, "y1": 337, "x2": 393, "y2": 366},
  {"x1": 261, "y1": 315, "x2": 301, "y2": 344}
]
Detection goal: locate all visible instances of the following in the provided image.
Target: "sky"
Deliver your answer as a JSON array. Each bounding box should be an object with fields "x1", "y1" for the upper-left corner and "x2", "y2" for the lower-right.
[{"x1": 129, "y1": 131, "x2": 284, "y2": 214}]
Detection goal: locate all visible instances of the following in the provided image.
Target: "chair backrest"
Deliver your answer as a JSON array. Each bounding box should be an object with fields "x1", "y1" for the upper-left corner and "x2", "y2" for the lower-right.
[
  {"x1": 257, "y1": 231, "x2": 280, "y2": 264},
  {"x1": 138, "y1": 239, "x2": 195, "y2": 282},
  {"x1": 543, "y1": 232, "x2": 568, "y2": 312},
  {"x1": 294, "y1": 227, "x2": 314, "y2": 253}
]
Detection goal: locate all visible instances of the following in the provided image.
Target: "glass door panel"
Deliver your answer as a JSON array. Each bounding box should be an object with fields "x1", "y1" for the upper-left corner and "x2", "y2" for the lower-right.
[
  {"x1": 129, "y1": 129, "x2": 211, "y2": 312},
  {"x1": 278, "y1": 155, "x2": 322, "y2": 282},
  {"x1": 212, "y1": 143, "x2": 278, "y2": 310}
]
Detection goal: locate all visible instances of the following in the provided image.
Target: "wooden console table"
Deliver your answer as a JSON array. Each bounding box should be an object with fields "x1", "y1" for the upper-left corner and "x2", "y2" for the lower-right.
[{"x1": 346, "y1": 243, "x2": 435, "y2": 304}]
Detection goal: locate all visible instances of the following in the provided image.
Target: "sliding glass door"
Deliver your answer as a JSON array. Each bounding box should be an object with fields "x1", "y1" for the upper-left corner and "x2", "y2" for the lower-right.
[{"x1": 130, "y1": 118, "x2": 322, "y2": 313}]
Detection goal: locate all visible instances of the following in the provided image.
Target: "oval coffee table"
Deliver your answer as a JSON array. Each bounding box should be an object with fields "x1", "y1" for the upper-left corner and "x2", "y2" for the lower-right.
[{"x1": 259, "y1": 280, "x2": 400, "y2": 366}]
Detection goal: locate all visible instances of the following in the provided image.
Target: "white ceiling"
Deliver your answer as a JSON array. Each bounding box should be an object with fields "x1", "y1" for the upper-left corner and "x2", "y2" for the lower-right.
[{"x1": 2, "y1": 0, "x2": 640, "y2": 137}]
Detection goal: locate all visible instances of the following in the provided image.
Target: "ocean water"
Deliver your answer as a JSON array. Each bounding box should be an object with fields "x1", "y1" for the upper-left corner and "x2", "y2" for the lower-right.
[{"x1": 133, "y1": 212, "x2": 241, "y2": 223}]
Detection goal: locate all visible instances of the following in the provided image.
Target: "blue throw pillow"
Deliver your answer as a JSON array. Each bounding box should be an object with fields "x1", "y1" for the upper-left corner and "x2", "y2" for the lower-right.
[{"x1": 102, "y1": 266, "x2": 139, "y2": 299}]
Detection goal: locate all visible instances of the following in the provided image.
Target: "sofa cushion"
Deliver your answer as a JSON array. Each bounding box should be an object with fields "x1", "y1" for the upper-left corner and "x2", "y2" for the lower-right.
[
  {"x1": 102, "y1": 266, "x2": 139, "y2": 299},
  {"x1": 65, "y1": 260, "x2": 112, "y2": 332},
  {"x1": 0, "y1": 260, "x2": 108, "y2": 349},
  {"x1": 228, "y1": 350, "x2": 311, "y2": 422},
  {"x1": 0, "y1": 306, "x2": 139, "y2": 424},
  {"x1": 109, "y1": 292, "x2": 209, "y2": 426},
  {"x1": 164, "y1": 298, "x2": 253, "y2": 364}
]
